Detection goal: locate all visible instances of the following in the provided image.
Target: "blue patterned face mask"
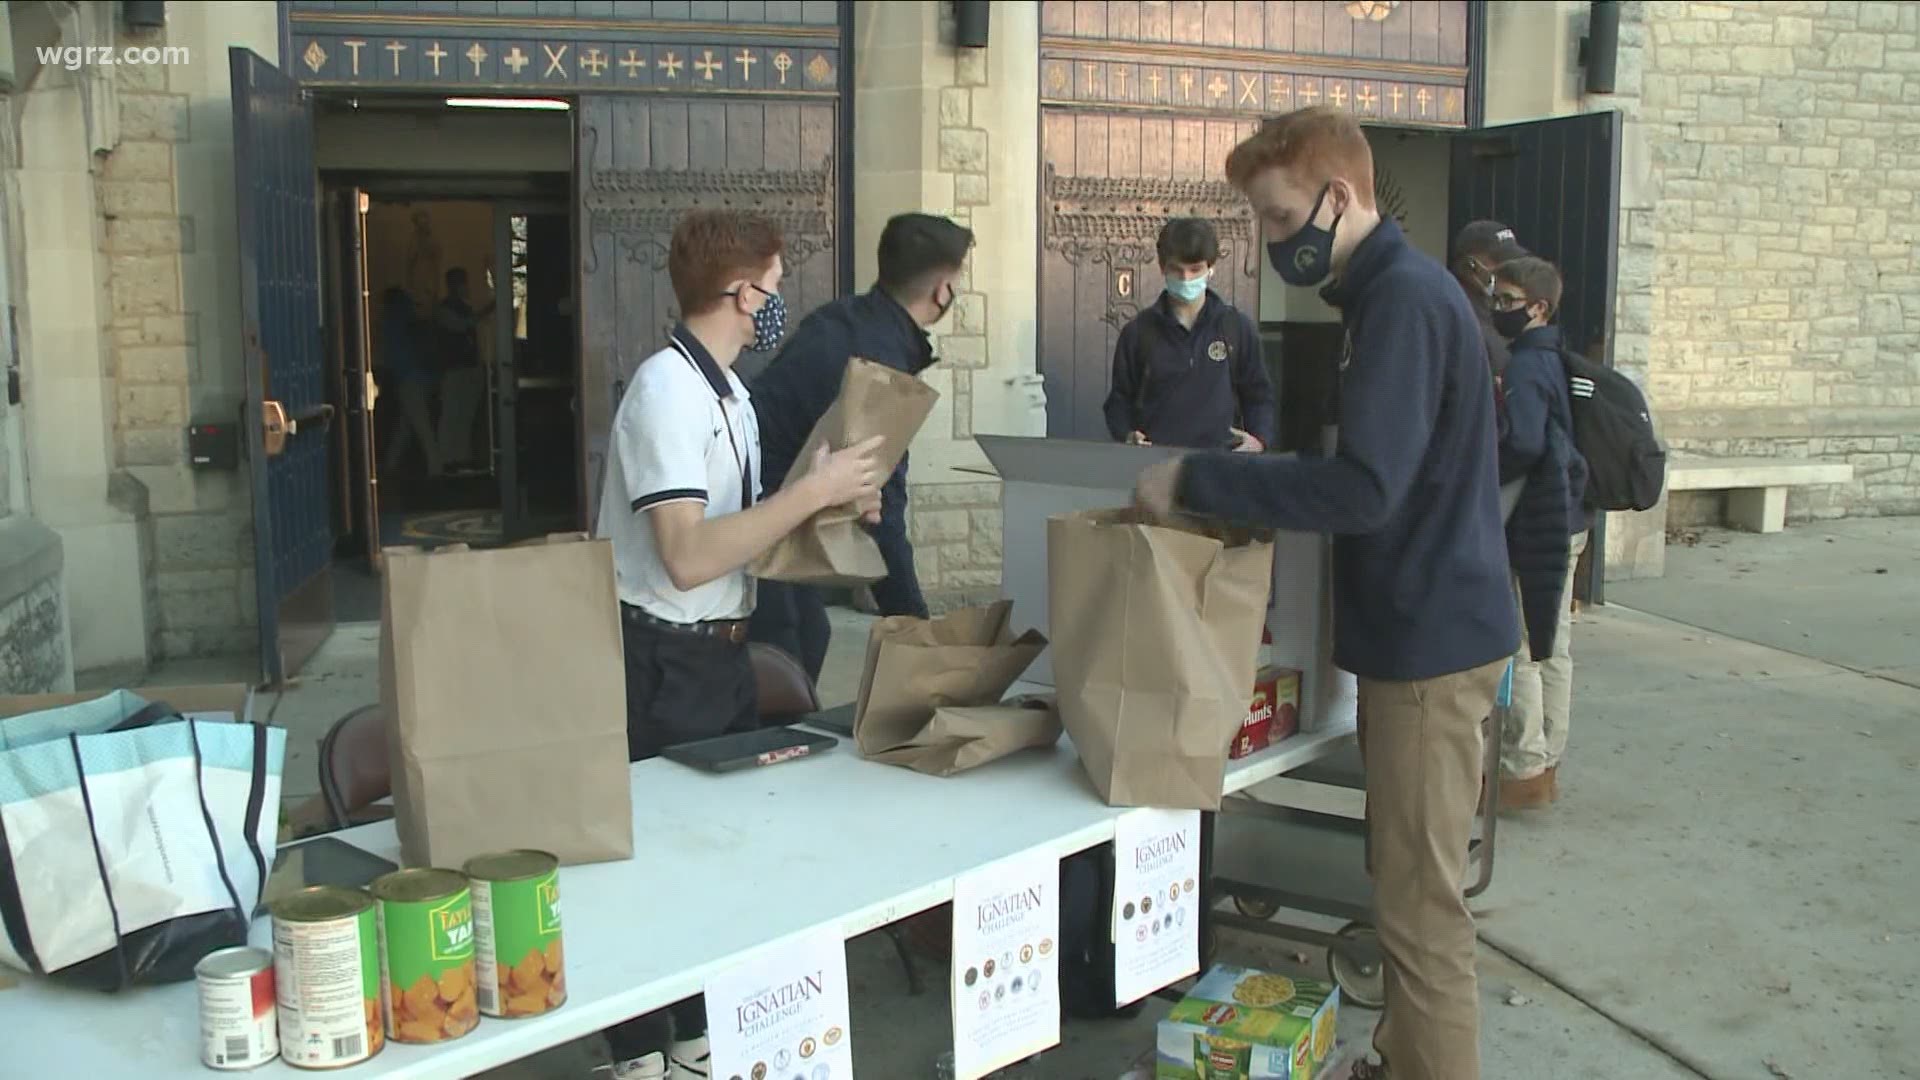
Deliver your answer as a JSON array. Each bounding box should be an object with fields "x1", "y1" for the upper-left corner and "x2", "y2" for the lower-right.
[
  {"x1": 733, "y1": 283, "x2": 787, "y2": 353},
  {"x1": 1166, "y1": 273, "x2": 1209, "y2": 303}
]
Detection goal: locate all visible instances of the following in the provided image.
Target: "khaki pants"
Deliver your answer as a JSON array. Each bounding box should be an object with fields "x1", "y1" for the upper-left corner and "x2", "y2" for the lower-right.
[
  {"x1": 1503, "y1": 530, "x2": 1588, "y2": 780},
  {"x1": 1359, "y1": 658, "x2": 1506, "y2": 1080}
]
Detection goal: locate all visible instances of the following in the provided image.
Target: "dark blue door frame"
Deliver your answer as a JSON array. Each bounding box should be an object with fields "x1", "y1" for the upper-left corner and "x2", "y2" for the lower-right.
[{"x1": 231, "y1": 47, "x2": 334, "y2": 688}]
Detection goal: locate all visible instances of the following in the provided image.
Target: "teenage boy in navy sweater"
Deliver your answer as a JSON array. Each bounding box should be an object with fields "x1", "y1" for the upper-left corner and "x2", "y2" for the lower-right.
[
  {"x1": 1136, "y1": 107, "x2": 1519, "y2": 1080},
  {"x1": 1490, "y1": 257, "x2": 1592, "y2": 810},
  {"x1": 1102, "y1": 217, "x2": 1277, "y2": 453}
]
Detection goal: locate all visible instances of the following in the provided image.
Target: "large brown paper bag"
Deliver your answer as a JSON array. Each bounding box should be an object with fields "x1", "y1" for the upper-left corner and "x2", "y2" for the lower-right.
[
  {"x1": 750, "y1": 357, "x2": 940, "y2": 586},
  {"x1": 381, "y1": 534, "x2": 634, "y2": 868},
  {"x1": 1048, "y1": 509, "x2": 1274, "y2": 810},
  {"x1": 852, "y1": 602, "x2": 1049, "y2": 772}
]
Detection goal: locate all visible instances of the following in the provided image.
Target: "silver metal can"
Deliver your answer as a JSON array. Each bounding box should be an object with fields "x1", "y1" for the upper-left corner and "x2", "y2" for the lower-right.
[
  {"x1": 197, "y1": 945, "x2": 280, "y2": 1070},
  {"x1": 271, "y1": 885, "x2": 384, "y2": 1069}
]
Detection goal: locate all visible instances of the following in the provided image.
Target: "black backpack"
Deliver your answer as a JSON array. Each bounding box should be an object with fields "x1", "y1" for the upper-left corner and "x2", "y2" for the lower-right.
[
  {"x1": 1558, "y1": 348, "x2": 1667, "y2": 512},
  {"x1": 1057, "y1": 843, "x2": 1147, "y2": 1021}
]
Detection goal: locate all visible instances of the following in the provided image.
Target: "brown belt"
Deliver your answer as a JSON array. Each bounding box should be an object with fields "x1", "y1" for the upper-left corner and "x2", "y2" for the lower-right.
[{"x1": 622, "y1": 603, "x2": 750, "y2": 645}]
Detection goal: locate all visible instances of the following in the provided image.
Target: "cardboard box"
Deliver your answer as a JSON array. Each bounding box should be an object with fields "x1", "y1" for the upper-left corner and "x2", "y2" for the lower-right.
[
  {"x1": 1231, "y1": 668, "x2": 1301, "y2": 760},
  {"x1": 970, "y1": 435, "x2": 1356, "y2": 742},
  {"x1": 1156, "y1": 965, "x2": 1340, "y2": 1080},
  {"x1": 0, "y1": 683, "x2": 257, "y2": 727}
]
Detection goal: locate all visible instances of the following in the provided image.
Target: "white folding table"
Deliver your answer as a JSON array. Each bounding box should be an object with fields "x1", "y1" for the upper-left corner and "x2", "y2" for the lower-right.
[{"x1": 7, "y1": 722, "x2": 1353, "y2": 1080}]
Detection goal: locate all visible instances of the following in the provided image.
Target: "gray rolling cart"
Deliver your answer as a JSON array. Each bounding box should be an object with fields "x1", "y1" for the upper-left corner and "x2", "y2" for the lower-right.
[{"x1": 1204, "y1": 664, "x2": 1513, "y2": 1008}]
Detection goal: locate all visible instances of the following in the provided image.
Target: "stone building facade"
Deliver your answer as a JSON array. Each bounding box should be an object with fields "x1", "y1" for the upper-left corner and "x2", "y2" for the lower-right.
[
  {"x1": 5, "y1": 1, "x2": 1919, "y2": 686},
  {"x1": 5, "y1": 1, "x2": 273, "y2": 688},
  {"x1": 1492, "y1": 0, "x2": 1920, "y2": 524},
  {"x1": 876, "y1": 1, "x2": 1039, "y2": 610}
]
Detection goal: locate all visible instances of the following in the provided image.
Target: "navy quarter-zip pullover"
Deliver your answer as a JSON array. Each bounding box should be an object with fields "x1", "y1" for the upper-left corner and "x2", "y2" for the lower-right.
[
  {"x1": 750, "y1": 287, "x2": 935, "y2": 618},
  {"x1": 1104, "y1": 290, "x2": 1277, "y2": 451},
  {"x1": 1174, "y1": 219, "x2": 1521, "y2": 682}
]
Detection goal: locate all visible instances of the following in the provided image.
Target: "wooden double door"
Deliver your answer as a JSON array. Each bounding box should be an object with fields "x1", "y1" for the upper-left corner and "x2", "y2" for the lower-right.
[{"x1": 573, "y1": 96, "x2": 842, "y2": 529}]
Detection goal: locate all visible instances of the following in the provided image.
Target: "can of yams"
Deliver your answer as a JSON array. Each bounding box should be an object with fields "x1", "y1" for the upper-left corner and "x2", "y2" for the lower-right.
[
  {"x1": 197, "y1": 945, "x2": 279, "y2": 1070},
  {"x1": 370, "y1": 868, "x2": 479, "y2": 1044},
  {"x1": 269, "y1": 885, "x2": 384, "y2": 1069},
  {"x1": 464, "y1": 849, "x2": 566, "y2": 1018}
]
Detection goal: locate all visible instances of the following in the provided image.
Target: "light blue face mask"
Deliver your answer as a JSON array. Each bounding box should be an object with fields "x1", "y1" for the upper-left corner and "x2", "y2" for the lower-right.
[{"x1": 1166, "y1": 273, "x2": 1209, "y2": 303}]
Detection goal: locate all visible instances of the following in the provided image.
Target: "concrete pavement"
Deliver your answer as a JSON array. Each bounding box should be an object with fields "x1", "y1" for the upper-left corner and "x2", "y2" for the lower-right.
[{"x1": 1609, "y1": 517, "x2": 1920, "y2": 689}]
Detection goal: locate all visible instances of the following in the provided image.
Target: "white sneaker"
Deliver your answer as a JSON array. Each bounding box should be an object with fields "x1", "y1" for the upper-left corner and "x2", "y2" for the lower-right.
[
  {"x1": 602, "y1": 1052, "x2": 666, "y2": 1080},
  {"x1": 668, "y1": 1036, "x2": 711, "y2": 1080}
]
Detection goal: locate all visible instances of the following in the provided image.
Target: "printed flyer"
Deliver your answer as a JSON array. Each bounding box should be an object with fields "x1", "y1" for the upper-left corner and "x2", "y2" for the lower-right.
[
  {"x1": 1112, "y1": 808, "x2": 1202, "y2": 1007},
  {"x1": 950, "y1": 848, "x2": 1062, "y2": 1080},
  {"x1": 705, "y1": 930, "x2": 854, "y2": 1080}
]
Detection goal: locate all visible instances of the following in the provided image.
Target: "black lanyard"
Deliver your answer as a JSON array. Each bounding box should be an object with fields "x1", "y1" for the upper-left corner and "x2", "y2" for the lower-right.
[{"x1": 668, "y1": 336, "x2": 754, "y2": 509}]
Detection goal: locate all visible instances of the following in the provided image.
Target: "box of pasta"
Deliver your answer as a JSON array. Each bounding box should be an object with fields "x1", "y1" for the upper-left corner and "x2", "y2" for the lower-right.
[{"x1": 1154, "y1": 965, "x2": 1339, "y2": 1080}]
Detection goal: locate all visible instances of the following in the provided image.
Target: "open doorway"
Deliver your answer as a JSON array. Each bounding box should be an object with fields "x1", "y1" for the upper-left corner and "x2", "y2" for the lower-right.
[
  {"x1": 312, "y1": 95, "x2": 576, "y2": 622},
  {"x1": 358, "y1": 197, "x2": 576, "y2": 537}
]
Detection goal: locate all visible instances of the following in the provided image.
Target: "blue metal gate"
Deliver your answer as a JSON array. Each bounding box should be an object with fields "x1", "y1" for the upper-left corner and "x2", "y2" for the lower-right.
[{"x1": 230, "y1": 48, "x2": 333, "y2": 687}]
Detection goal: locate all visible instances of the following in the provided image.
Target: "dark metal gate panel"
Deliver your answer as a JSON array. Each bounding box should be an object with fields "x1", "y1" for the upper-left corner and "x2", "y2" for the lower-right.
[
  {"x1": 1448, "y1": 111, "x2": 1624, "y2": 364},
  {"x1": 231, "y1": 47, "x2": 332, "y2": 686},
  {"x1": 575, "y1": 94, "x2": 839, "y2": 529},
  {"x1": 1448, "y1": 109, "x2": 1624, "y2": 602},
  {"x1": 1040, "y1": 110, "x2": 1260, "y2": 441}
]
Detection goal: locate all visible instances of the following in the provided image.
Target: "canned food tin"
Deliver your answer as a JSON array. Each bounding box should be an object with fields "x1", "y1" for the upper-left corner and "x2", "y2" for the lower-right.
[
  {"x1": 371, "y1": 868, "x2": 479, "y2": 1044},
  {"x1": 197, "y1": 946, "x2": 278, "y2": 1070},
  {"x1": 1196, "y1": 1034, "x2": 1253, "y2": 1080},
  {"x1": 270, "y1": 886, "x2": 383, "y2": 1069},
  {"x1": 464, "y1": 850, "x2": 565, "y2": 1019}
]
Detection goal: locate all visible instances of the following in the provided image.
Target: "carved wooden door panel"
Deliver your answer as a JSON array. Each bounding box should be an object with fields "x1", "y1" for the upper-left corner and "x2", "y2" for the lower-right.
[
  {"x1": 575, "y1": 94, "x2": 838, "y2": 529},
  {"x1": 1039, "y1": 109, "x2": 1260, "y2": 441}
]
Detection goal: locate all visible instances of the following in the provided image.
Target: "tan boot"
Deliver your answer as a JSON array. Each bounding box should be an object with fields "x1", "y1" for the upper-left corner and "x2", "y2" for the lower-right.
[
  {"x1": 1546, "y1": 765, "x2": 1560, "y2": 801},
  {"x1": 1499, "y1": 771, "x2": 1554, "y2": 810}
]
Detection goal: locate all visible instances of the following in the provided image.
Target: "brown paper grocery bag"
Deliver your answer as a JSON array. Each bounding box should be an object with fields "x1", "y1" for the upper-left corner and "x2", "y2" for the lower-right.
[
  {"x1": 381, "y1": 534, "x2": 634, "y2": 868},
  {"x1": 750, "y1": 356, "x2": 940, "y2": 586},
  {"x1": 1048, "y1": 509, "x2": 1274, "y2": 810},
  {"x1": 868, "y1": 697, "x2": 1063, "y2": 778},
  {"x1": 852, "y1": 602, "x2": 1049, "y2": 770}
]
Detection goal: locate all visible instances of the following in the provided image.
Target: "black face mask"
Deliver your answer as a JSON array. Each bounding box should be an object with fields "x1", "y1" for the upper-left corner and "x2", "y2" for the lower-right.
[
  {"x1": 931, "y1": 281, "x2": 956, "y2": 324},
  {"x1": 1491, "y1": 306, "x2": 1534, "y2": 341}
]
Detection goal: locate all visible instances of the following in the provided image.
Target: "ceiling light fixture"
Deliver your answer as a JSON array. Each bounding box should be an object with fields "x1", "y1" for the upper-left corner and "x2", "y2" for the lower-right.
[{"x1": 445, "y1": 97, "x2": 571, "y2": 111}]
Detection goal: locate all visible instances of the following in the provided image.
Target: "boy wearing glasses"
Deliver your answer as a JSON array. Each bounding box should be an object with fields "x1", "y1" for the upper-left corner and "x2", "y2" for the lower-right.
[{"x1": 1488, "y1": 256, "x2": 1591, "y2": 811}]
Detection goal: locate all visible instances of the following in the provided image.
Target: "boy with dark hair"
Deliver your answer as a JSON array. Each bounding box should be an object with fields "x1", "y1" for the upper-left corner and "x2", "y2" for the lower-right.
[
  {"x1": 747, "y1": 212, "x2": 974, "y2": 682},
  {"x1": 1135, "y1": 107, "x2": 1518, "y2": 1080},
  {"x1": 1103, "y1": 216, "x2": 1276, "y2": 452},
  {"x1": 593, "y1": 208, "x2": 884, "y2": 1080},
  {"x1": 1489, "y1": 256, "x2": 1591, "y2": 811}
]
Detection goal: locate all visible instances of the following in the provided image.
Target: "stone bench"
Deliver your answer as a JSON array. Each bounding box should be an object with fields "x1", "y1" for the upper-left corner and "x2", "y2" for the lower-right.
[{"x1": 1666, "y1": 455, "x2": 1855, "y2": 534}]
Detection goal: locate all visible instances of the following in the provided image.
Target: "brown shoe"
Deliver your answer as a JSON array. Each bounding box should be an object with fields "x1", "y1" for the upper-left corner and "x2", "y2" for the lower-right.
[
  {"x1": 1499, "y1": 771, "x2": 1554, "y2": 810},
  {"x1": 1546, "y1": 765, "x2": 1560, "y2": 801}
]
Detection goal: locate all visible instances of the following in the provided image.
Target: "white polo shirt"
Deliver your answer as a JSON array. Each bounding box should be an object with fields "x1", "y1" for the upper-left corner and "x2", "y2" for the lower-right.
[{"x1": 594, "y1": 329, "x2": 762, "y2": 624}]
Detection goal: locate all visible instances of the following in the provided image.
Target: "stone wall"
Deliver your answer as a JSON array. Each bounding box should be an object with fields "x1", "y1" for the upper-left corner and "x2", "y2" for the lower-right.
[
  {"x1": 0, "y1": 88, "x2": 73, "y2": 694},
  {"x1": 0, "y1": 570, "x2": 67, "y2": 694},
  {"x1": 855, "y1": 1, "x2": 1044, "y2": 613},
  {"x1": 1629, "y1": 1, "x2": 1920, "y2": 518},
  {"x1": 11, "y1": 1, "x2": 155, "y2": 681},
  {"x1": 96, "y1": 9, "x2": 275, "y2": 661}
]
